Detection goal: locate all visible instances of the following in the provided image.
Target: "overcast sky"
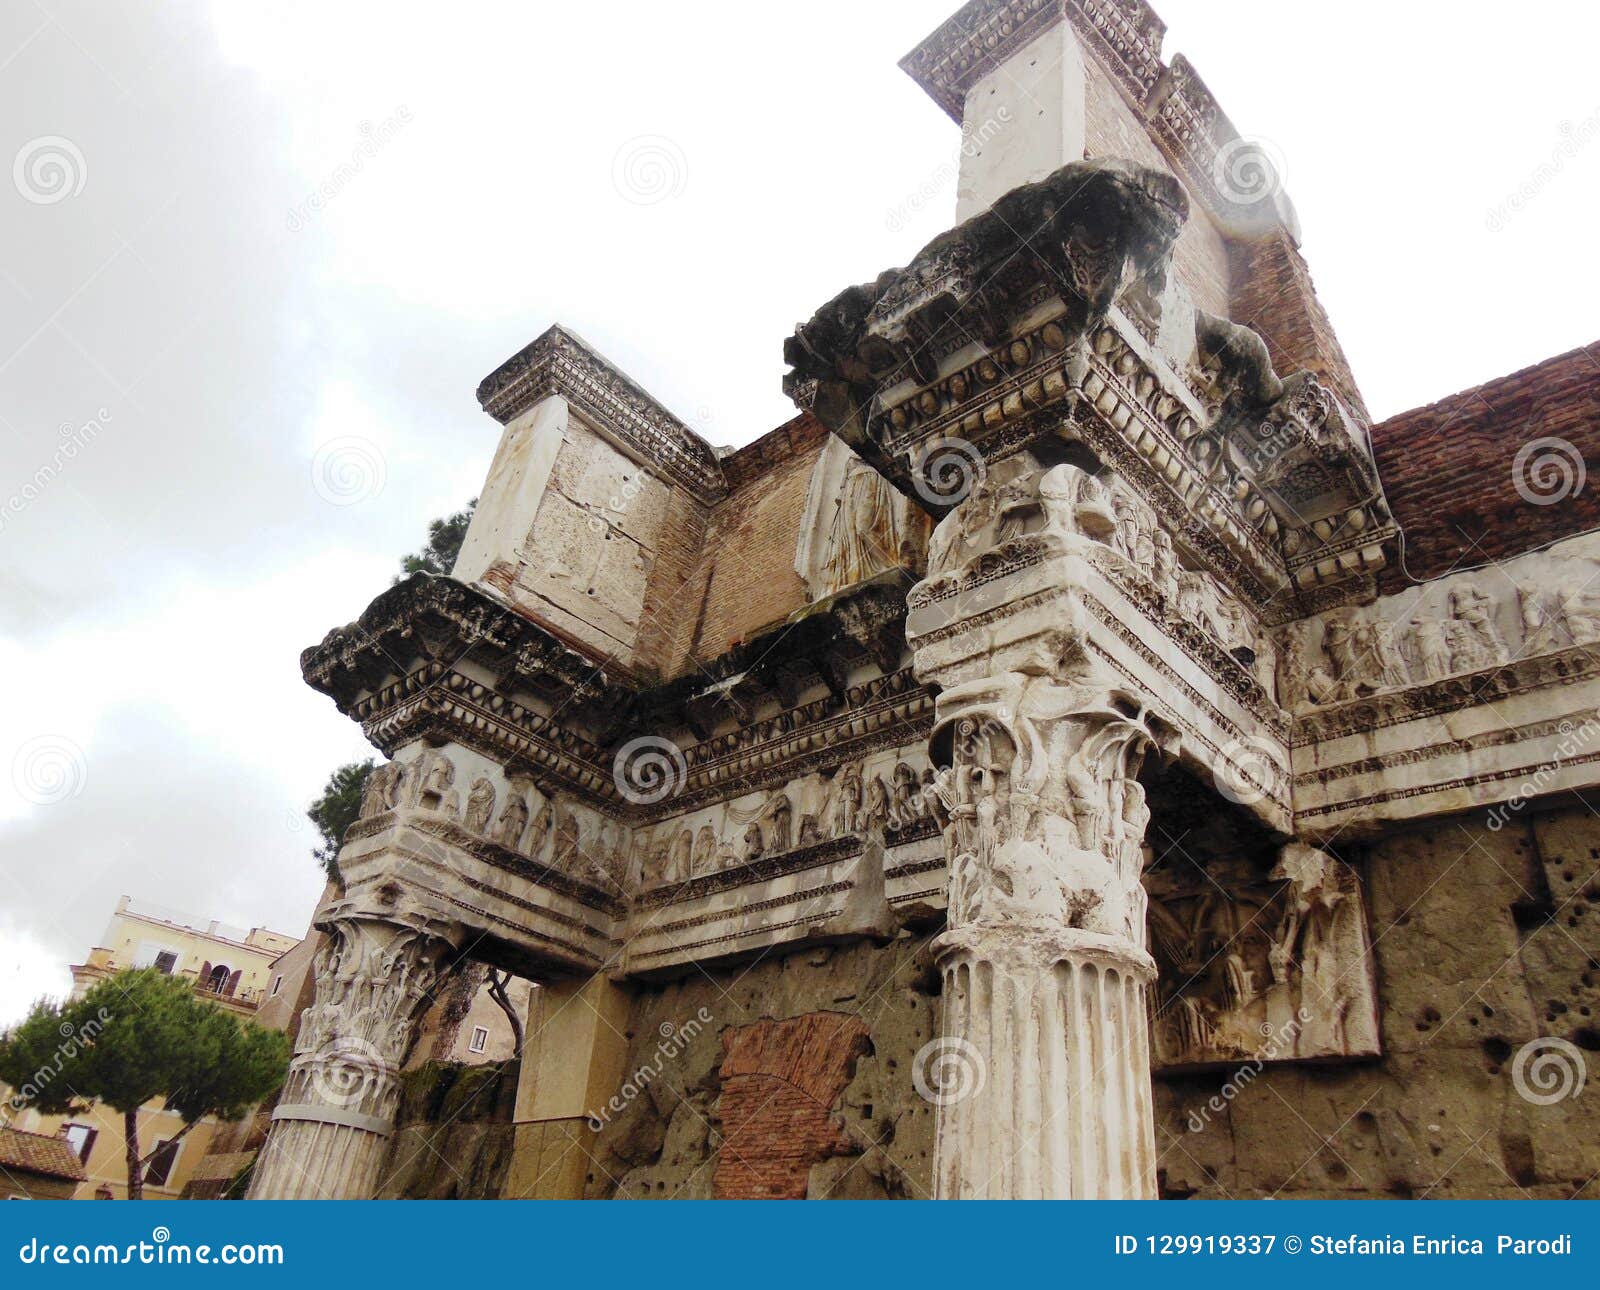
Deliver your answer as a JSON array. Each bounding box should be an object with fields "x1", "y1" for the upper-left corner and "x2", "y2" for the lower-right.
[{"x1": 2, "y1": 0, "x2": 1597, "y2": 1027}]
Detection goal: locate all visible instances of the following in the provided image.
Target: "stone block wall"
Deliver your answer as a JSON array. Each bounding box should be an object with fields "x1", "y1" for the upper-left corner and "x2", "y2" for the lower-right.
[
  {"x1": 1155, "y1": 801, "x2": 1600, "y2": 1198},
  {"x1": 568, "y1": 801, "x2": 1599, "y2": 1200},
  {"x1": 373, "y1": 1061, "x2": 521, "y2": 1200},
  {"x1": 586, "y1": 936, "x2": 941, "y2": 1199}
]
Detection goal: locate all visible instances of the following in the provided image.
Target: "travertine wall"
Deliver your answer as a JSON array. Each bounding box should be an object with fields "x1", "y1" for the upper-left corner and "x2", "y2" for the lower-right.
[
  {"x1": 586, "y1": 936, "x2": 941, "y2": 1199},
  {"x1": 566, "y1": 799, "x2": 1600, "y2": 1200},
  {"x1": 1156, "y1": 801, "x2": 1600, "y2": 1199},
  {"x1": 375, "y1": 1061, "x2": 520, "y2": 1200}
]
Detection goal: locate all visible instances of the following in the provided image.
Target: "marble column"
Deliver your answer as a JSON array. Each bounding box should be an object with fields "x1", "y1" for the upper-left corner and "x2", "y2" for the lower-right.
[
  {"x1": 906, "y1": 460, "x2": 1177, "y2": 1199},
  {"x1": 249, "y1": 905, "x2": 462, "y2": 1199}
]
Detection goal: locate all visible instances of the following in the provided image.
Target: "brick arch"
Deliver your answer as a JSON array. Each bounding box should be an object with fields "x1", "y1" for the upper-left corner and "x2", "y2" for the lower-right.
[{"x1": 712, "y1": 1012, "x2": 871, "y2": 1200}]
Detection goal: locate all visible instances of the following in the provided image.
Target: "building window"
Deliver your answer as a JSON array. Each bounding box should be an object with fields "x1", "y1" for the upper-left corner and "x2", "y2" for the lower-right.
[
  {"x1": 468, "y1": 1026, "x2": 489, "y2": 1054},
  {"x1": 152, "y1": 951, "x2": 178, "y2": 975},
  {"x1": 143, "y1": 1138, "x2": 181, "y2": 1189},
  {"x1": 205, "y1": 964, "x2": 230, "y2": 993},
  {"x1": 62, "y1": 1123, "x2": 97, "y2": 1164},
  {"x1": 270, "y1": 975, "x2": 283, "y2": 997}
]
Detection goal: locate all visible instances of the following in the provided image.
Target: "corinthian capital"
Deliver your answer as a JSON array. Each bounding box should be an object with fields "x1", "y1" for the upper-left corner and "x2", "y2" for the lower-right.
[
  {"x1": 930, "y1": 670, "x2": 1177, "y2": 943},
  {"x1": 284, "y1": 908, "x2": 463, "y2": 1124}
]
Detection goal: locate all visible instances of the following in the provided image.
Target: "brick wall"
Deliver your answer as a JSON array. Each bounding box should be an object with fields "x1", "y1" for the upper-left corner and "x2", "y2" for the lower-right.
[
  {"x1": 659, "y1": 415, "x2": 825, "y2": 673},
  {"x1": 712, "y1": 1012, "x2": 872, "y2": 1199},
  {"x1": 1082, "y1": 58, "x2": 1231, "y2": 320},
  {"x1": 1227, "y1": 230, "x2": 1369, "y2": 423},
  {"x1": 1370, "y1": 342, "x2": 1600, "y2": 590}
]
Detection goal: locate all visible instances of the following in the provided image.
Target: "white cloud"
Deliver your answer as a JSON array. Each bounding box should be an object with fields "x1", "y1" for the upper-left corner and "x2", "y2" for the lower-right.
[{"x1": 2, "y1": 0, "x2": 1597, "y2": 1028}]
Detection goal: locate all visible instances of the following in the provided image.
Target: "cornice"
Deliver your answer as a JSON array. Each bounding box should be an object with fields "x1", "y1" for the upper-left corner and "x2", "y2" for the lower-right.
[{"x1": 475, "y1": 324, "x2": 727, "y2": 504}]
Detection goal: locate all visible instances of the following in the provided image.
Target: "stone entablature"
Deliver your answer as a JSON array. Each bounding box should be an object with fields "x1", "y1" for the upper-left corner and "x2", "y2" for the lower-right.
[
  {"x1": 1286, "y1": 531, "x2": 1600, "y2": 837},
  {"x1": 783, "y1": 159, "x2": 1396, "y2": 619}
]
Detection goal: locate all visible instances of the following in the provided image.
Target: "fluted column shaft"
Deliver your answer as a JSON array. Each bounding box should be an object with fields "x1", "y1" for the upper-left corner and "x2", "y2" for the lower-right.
[
  {"x1": 932, "y1": 926, "x2": 1156, "y2": 1198},
  {"x1": 250, "y1": 912, "x2": 459, "y2": 1199}
]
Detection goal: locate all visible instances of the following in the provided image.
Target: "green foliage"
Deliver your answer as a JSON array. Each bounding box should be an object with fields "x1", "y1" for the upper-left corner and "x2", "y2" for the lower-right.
[
  {"x1": 395, "y1": 498, "x2": 477, "y2": 581},
  {"x1": 0, "y1": 969, "x2": 290, "y2": 1198},
  {"x1": 307, "y1": 759, "x2": 375, "y2": 881},
  {"x1": 0, "y1": 969, "x2": 289, "y2": 1117}
]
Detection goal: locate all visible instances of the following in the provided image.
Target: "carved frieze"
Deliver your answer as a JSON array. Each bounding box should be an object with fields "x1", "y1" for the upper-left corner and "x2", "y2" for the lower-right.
[
  {"x1": 1282, "y1": 541, "x2": 1600, "y2": 727},
  {"x1": 1146, "y1": 844, "x2": 1380, "y2": 1070}
]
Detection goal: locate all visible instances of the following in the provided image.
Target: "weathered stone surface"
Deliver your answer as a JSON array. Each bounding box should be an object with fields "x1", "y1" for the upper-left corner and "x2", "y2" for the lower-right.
[{"x1": 260, "y1": 0, "x2": 1600, "y2": 1202}]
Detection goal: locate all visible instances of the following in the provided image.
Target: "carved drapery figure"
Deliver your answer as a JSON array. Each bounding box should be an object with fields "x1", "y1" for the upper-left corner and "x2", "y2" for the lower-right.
[
  {"x1": 828, "y1": 762, "x2": 862, "y2": 837},
  {"x1": 1145, "y1": 845, "x2": 1380, "y2": 1070},
  {"x1": 691, "y1": 825, "x2": 718, "y2": 876},
  {"x1": 462, "y1": 778, "x2": 496, "y2": 835},
  {"x1": 668, "y1": 828, "x2": 695, "y2": 883},
  {"x1": 527, "y1": 797, "x2": 553, "y2": 863},
  {"x1": 1448, "y1": 585, "x2": 1502, "y2": 672},
  {"x1": 406, "y1": 752, "x2": 457, "y2": 813},
  {"x1": 761, "y1": 792, "x2": 794, "y2": 854},
  {"x1": 359, "y1": 762, "x2": 402, "y2": 819},
  {"x1": 822, "y1": 459, "x2": 908, "y2": 593},
  {"x1": 890, "y1": 760, "x2": 925, "y2": 828},
  {"x1": 250, "y1": 908, "x2": 462, "y2": 1199},
  {"x1": 551, "y1": 805, "x2": 582, "y2": 875},
  {"x1": 1410, "y1": 612, "x2": 1453, "y2": 682},
  {"x1": 493, "y1": 790, "x2": 531, "y2": 852}
]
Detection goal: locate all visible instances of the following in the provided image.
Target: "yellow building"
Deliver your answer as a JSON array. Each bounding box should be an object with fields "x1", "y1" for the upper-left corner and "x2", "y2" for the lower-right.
[{"x1": 1, "y1": 896, "x2": 299, "y2": 1199}]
